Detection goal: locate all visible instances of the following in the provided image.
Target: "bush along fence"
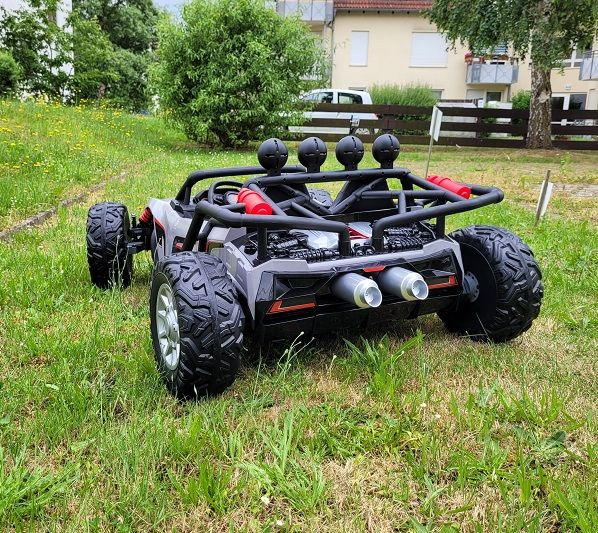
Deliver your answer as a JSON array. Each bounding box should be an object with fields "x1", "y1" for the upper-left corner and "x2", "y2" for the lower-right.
[{"x1": 286, "y1": 103, "x2": 598, "y2": 150}]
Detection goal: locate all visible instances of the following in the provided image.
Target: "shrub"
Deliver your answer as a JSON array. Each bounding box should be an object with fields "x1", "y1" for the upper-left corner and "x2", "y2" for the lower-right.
[
  {"x1": 511, "y1": 90, "x2": 531, "y2": 130},
  {"x1": 369, "y1": 84, "x2": 438, "y2": 136},
  {"x1": 151, "y1": 0, "x2": 326, "y2": 147},
  {"x1": 0, "y1": 50, "x2": 20, "y2": 96},
  {"x1": 370, "y1": 83, "x2": 438, "y2": 107},
  {"x1": 511, "y1": 90, "x2": 531, "y2": 110}
]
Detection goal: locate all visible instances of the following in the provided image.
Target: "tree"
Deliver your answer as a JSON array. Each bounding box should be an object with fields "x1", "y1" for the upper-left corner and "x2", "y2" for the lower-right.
[
  {"x1": 152, "y1": 0, "x2": 326, "y2": 147},
  {"x1": 73, "y1": 0, "x2": 158, "y2": 53},
  {"x1": 70, "y1": 16, "x2": 118, "y2": 100},
  {"x1": 0, "y1": 0, "x2": 157, "y2": 108},
  {"x1": 0, "y1": 5, "x2": 70, "y2": 97},
  {"x1": 427, "y1": 0, "x2": 598, "y2": 148},
  {"x1": 71, "y1": 0, "x2": 158, "y2": 110}
]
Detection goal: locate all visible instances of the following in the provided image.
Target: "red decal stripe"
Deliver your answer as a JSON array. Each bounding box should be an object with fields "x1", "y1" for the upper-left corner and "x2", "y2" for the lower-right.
[
  {"x1": 427, "y1": 275, "x2": 458, "y2": 289},
  {"x1": 268, "y1": 300, "x2": 316, "y2": 314},
  {"x1": 363, "y1": 265, "x2": 386, "y2": 273}
]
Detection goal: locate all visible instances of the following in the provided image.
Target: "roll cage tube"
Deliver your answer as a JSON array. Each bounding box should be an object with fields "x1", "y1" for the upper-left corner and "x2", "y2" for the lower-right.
[
  {"x1": 175, "y1": 165, "x2": 306, "y2": 205},
  {"x1": 181, "y1": 165, "x2": 503, "y2": 260},
  {"x1": 183, "y1": 201, "x2": 352, "y2": 257}
]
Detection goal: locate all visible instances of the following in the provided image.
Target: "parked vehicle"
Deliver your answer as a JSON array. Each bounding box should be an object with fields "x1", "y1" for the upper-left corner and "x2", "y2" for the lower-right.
[
  {"x1": 290, "y1": 88, "x2": 378, "y2": 135},
  {"x1": 86, "y1": 135, "x2": 543, "y2": 400}
]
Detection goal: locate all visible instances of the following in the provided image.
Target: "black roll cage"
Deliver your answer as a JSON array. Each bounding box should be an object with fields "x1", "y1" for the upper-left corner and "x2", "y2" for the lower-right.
[{"x1": 177, "y1": 164, "x2": 504, "y2": 259}]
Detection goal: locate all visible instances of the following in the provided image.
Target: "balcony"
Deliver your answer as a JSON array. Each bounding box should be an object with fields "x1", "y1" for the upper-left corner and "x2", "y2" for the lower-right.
[
  {"x1": 579, "y1": 51, "x2": 598, "y2": 81},
  {"x1": 275, "y1": 1, "x2": 333, "y2": 24},
  {"x1": 466, "y1": 62, "x2": 519, "y2": 84}
]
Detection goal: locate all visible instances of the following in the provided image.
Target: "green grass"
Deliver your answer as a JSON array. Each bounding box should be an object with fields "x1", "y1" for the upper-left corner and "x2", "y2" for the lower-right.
[
  {"x1": 0, "y1": 99, "x2": 185, "y2": 230},
  {"x1": 0, "y1": 101, "x2": 596, "y2": 530}
]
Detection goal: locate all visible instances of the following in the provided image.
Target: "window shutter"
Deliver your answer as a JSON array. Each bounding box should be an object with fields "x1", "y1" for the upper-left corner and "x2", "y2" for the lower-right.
[
  {"x1": 410, "y1": 33, "x2": 448, "y2": 67},
  {"x1": 350, "y1": 31, "x2": 369, "y2": 66}
]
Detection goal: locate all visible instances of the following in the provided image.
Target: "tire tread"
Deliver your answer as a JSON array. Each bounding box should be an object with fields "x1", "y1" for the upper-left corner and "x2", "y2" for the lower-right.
[
  {"x1": 86, "y1": 202, "x2": 132, "y2": 288},
  {"x1": 439, "y1": 225, "x2": 543, "y2": 342},
  {"x1": 150, "y1": 252, "x2": 244, "y2": 399}
]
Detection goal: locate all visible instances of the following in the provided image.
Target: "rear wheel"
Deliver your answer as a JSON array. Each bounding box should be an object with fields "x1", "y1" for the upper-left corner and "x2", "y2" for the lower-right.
[
  {"x1": 86, "y1": 202, "x2": 132, "y2": 288},
  {"x1": 150, "y1": 252, "x2": 244, "y2": 399},
  {"x1": 438, "y1": 225, "x2": 543, "y2": 342}
]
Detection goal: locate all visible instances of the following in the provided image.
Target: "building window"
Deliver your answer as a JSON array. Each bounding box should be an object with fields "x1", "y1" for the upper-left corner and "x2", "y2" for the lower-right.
[
  {"x1": 466, "y1": 89, "x2": 502, "y2": 104},
  {"x1": 552, "y1": 93, "x2": 587, "y2": 111},
  {"x1": 562, "y1": 46, "x2": 592, "y2": 68},
  {"x1": 350, "y1": 31, "x2": 369, "y2": 66},
  {"x1": 569, "y1": 93, "x2": 587, "y2": 110},
  {"x1": 431, "y1": 89, "x2": 443, "y2": 101},
  {"x1": 486, "y1": 91, "x2": 502, "y2": 102},
  {"x1": 410, "y1": 33, "x2": 448, "y2": 67}
]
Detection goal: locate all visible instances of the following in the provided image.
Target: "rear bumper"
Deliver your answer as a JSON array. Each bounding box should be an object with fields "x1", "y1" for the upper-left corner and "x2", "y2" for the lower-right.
[{"x1": 255, "y1": 293, "x2": 457, "y2": 341}]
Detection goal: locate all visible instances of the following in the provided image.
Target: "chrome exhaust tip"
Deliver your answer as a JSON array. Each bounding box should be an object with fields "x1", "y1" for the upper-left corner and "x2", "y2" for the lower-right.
[
  {"x1": 331, "y1": 273, "x2": 383, "y2": 309},
  {"x1": 378, "y1": 266, "x2": 429, "y2": 301}
]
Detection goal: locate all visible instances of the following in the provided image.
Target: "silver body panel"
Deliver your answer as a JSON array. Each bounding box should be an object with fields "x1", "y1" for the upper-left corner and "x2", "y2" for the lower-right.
[
  {"x1": 148, "y1": 198, "x2": 194, "y2": 260},
  {"x1": 148, "y1": 199, "x2": 464, "y2": 320},
  {"x1": 214, "y1": 237, "x2": 463, "y2": 318}
]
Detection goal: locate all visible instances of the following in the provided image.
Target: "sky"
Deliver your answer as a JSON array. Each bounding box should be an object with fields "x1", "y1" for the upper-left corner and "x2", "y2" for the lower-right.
[{"x1": 154, "y1": 0, "x2": 183, "y2": 13}]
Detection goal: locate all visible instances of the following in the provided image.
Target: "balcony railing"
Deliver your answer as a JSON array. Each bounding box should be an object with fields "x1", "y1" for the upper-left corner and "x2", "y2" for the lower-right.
[
  {"x1": 466, "y1": 62, "x2": 519, "y2": 84},
  {"x1": 276, "y1": 0, "x2": 333, "y2": 23},
  {"x1": 579, "y1": 51, "x2": 598, "y2": 81}
]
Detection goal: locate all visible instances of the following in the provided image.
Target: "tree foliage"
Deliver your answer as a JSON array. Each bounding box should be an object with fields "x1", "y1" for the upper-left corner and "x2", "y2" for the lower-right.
[
  {"x1": 0, "y1": 5, "x2": 70, "y2": 97},
  {"x1": 0, "y1": 0, "x2": 157, "y2": 110},
  {"x1": 73, "y1": 0, "x2": 158, "y2": 53},
  {"x1": 152, "y1": 0, "x2": 326, "y2": 147},
  {"x1": 71, "y1": 0, "x2": 158, "y2": 110},
  {"x1": 0, "y1": 51, "x2": 21, "y2": 97},
  {"x1": 70, "y1": 16, "x2": 118, "y2": 100},
  {"x1": 427, "y1": 0, "x2": 596, "y2": 68},
  {"x1": 69, "y1": 14, "x2": 154, "y2": 110},
  {"x1": 427, "y1": 0, "x2": 598, "y2": 148}
]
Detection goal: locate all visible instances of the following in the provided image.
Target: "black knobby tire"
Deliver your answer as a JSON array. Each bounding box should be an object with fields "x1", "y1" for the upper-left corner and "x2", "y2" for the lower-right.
[
  {"x1": 438, "y1": 225, "x2": 543, "y2": 342},
  {"x1": 86, "y1": 202, "x2": 133, "y2": 289},
  {"x1": 150, "y1": 252, "x2": 244, "y2": 399}
]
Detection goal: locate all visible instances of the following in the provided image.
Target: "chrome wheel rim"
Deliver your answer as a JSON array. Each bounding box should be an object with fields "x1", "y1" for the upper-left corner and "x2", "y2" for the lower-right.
[{"x1": 156, "y1": 282, "x2": 180, "y2": 370}]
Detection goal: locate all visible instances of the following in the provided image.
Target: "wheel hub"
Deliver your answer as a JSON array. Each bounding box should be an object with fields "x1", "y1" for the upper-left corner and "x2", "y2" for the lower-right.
[
  {"x1": 463, "y1": 271, "x2": 480, "y2": 303},
  {"x1": 156, "y1": 283, "x2": 180, "y2": 370}
]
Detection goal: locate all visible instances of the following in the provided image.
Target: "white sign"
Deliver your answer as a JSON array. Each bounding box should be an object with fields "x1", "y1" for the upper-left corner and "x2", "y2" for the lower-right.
[
  {"x1": 430, "y1": 106, "x2": 443, "y2": 141},
  {"x1": 535, "y1": 170, "x2": 553, "y2": 226}
]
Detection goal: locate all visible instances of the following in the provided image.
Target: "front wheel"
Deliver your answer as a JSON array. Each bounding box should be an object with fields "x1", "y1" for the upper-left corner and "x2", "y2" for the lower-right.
[
  {"x1": 438, "y1": 225, "x2": 543, "y2": 342},
  {"x1": 150, "y1": 252, "x2": 245, "y2": 399}
]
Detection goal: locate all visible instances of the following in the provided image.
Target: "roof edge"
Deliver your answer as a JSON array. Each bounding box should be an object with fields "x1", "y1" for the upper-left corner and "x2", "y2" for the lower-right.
[{"x1": 335, "y1": 8, "x2": 428, "y2": 12}]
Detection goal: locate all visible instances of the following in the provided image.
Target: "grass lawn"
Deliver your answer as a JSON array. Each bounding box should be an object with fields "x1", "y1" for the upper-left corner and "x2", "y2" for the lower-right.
[{"x1": 0, "y1": 100, "x2": 596, "y2": 531}]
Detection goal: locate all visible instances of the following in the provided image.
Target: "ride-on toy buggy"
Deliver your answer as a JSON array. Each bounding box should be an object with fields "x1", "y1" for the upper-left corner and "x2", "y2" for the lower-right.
[{"x1": 86, "y1": 135, "x2": 543, "y2": 399}]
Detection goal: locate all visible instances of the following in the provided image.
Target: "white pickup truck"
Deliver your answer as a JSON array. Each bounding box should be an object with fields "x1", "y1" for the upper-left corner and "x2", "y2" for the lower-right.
[{"x1": 290, "y1": 88, "x2": 378, "y2": 135}]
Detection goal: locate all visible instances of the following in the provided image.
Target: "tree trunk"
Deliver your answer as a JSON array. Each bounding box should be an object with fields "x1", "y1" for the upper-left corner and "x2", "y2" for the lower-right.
[{"x1": 527, "y1": 65, "x2": 552, "y2": 149}]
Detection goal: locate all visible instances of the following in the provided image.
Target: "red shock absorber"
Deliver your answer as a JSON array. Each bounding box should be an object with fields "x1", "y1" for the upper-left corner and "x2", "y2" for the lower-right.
[{"x1": 139, "y1": 207, "x2": 153, "y2": 224}]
